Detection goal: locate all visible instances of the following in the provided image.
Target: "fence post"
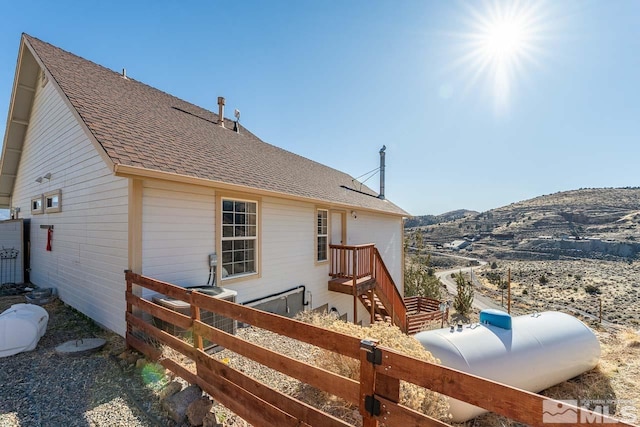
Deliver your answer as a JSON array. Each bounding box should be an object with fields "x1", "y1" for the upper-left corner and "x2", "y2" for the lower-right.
[
  {"x1": 359, "y1": 339, "x2": 380, "y2": 427},
  {"x1": 370, "y1": 289, "x2": 375, "y2": 323},
  {"x1": 125, "y1": 270, "x2": 133, "y2": 348},
  {"x1": 190, "y1": 291, "x2": 204, "y2": 351},
  {"x1": 507, "y1": 268, "x2": 511, "y2": 314},
  {"x1": 599, "y1": 298, "x2": 602, "y2": 324}
]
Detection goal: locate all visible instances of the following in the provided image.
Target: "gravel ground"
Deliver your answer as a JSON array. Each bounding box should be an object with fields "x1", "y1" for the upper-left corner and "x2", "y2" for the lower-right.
[{"x1": 0, "y1": 295, "x2": 170, "y2": 427}]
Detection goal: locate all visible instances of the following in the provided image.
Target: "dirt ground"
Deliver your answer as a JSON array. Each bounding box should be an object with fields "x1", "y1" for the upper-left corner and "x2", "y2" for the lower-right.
[{"x1": 458, "y1": 259, "x2": 640, "y2": 425}]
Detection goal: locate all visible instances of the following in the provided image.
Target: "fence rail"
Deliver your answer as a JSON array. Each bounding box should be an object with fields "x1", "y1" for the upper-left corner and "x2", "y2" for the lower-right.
[{"x1": 125, "y1": 271, "x2": 636, "y2": 427}]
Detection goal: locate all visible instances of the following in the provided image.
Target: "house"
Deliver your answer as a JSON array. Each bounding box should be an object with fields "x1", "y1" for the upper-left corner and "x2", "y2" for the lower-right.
[
  {"x1": 0, "y1": 34, "x2": 409, "y2": 336},
  {"x1": 447, "y1": 240, "x2": 470, "y2": 251}
]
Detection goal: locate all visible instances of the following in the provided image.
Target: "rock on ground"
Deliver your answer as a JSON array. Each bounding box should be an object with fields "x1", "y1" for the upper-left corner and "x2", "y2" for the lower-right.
[
  {"x1": 159, "y1": 380, "x2": 183, "y2": 400},
  {"x1": 162, "y1": 384, "x2": 203, "y2": 423},
  {"x1": 187, "y1": 396, "x2": 214, "y2": 426}
]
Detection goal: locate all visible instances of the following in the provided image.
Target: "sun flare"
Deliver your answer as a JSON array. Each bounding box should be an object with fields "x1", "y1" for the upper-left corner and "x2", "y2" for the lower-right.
[
  {"x1": 483, "y1": 20, "x2": 526, "y2": 58},
  {"x1": 451, "y1": 1, "x2": 548, "y2": 115}
]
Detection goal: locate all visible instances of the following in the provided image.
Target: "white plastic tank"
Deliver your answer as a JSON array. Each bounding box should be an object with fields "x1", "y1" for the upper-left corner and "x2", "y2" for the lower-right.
[
  {"x1": 0, "y1": 303, "x2": 49, "y2": 358},
  {"x1": 415, "y1": 310, "x2": 600, "y2": 422}
]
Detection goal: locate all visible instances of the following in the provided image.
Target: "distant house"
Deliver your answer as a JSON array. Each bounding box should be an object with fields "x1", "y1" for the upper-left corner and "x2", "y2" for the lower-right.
[
  {"x1": 0, "y1": 34, "x2": 408, "y2": 335},
  {"x1": 447, "y1": 240, "x2": 470, "y2": 251}
]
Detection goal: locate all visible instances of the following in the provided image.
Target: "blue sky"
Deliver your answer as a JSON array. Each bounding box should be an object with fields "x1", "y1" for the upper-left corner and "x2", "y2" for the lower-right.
[{"x1": 1, "y1": 1, "x2": 639, "y2": 216}]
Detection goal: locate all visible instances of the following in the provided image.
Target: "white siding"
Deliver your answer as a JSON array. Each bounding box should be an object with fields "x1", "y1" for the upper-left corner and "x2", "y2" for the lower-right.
[
  {"x1": 141, "y1": 181, "x2": 215, "y2": 290},
  {"x1": 221, "y1": 197, "x2": 373, "y2": 323},
  {"x1": 10, "y1": 80, "x2": 129, "y2": 335},
  {"x1": 347, "y1": 211, "x2": 404, "y2": 296}
]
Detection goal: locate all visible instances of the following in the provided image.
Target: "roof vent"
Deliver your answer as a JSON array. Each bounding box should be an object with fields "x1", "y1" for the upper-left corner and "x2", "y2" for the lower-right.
[
  {"x1": 122, "y1": 68, "x2": 127, "y2": 79},
  {"x1": 218, "y1": 96, "x2": 225, "y2": 128},
  {"x1": 233, "y1": 109, "x2": 240, "y2": 134},
  {"x1": 378, "y1": 145, "x2": 386, "y2": 200}
]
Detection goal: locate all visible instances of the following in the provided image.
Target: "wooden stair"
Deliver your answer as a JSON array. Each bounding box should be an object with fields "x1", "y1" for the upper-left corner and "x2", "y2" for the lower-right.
[
  {"x1": 328, "y1": 244, "x2": 448, "y2": 334},
  {"x1": 358, "y1": 292, "x2": 392, "y2": 323}
]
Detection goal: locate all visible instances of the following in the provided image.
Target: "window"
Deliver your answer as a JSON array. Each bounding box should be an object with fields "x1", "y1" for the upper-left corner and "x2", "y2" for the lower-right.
[
  {"x1": 31, "y1": 195, "x2": 43, "y2": 215},
  {"x1": 221, "y1": 198, "x2": 257, "y2": 278},
  {"x1": 44, "y1": 189, "x2": 61, "y2": 214},
  {"x1": 317, "y1": 209, "x2": 328, "y2": 262}
]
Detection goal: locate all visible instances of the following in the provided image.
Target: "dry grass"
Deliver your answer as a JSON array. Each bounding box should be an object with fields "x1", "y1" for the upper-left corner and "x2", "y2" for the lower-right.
[{"x1": 297, "y1": 311, "x2": 451, "y2": 422}]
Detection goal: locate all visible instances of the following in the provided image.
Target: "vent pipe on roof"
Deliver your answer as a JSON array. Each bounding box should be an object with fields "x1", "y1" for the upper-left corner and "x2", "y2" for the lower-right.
[
  {"x1": 122, "y1": 68, "x2": 127, "y2": 79},
  {"x1": 233, "y1": 109, "x2": 240, "y2": 134},
  {"x1": 378, "y1": 145, "x2": 386, "y2": 200},
  {"x1": 218, "y1": 96, "x2": 225, "y2": 128}
]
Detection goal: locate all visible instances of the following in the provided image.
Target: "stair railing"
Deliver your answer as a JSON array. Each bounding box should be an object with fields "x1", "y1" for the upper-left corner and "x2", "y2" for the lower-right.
[{"x1": 373, "y1": 248, "x2": 407, "y2": 332}]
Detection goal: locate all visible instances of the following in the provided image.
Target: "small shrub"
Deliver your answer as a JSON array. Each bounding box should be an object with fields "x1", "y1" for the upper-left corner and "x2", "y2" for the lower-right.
[
  {"x1": 405, "y1": 263, "x2": 442, "y2": 299},
  {"x1": 453, "y1": 272, "x2": 474, "y2": 317},
  {"x1": 539, "y1": 275, "x2": 549, "y2": 285},
  {"x1": 585, "y1": 284, "x2": 601, "y2": 295}
]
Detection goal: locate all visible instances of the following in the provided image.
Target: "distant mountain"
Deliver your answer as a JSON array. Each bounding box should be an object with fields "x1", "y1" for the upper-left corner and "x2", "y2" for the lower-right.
[
  {"x1": 404, "y1": 209, "x2": 478, "y2": 228},
  {"x1": 407, "y1": 188, "x2": 640, "y2": 260}
]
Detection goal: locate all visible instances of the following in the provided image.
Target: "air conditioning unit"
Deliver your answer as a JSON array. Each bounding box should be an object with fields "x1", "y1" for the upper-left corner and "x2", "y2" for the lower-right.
[{"x1": 152, "y1": 286, "x2": 237, "y2": 352}]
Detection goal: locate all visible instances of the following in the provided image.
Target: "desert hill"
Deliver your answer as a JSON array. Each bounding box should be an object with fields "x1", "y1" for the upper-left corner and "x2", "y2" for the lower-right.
[
  {"x1": 404, "y1": 209, "x2": 478, "y2": 228},
  {"x1": 407, "y1": 187, "x2": 640, "y2": 260}
]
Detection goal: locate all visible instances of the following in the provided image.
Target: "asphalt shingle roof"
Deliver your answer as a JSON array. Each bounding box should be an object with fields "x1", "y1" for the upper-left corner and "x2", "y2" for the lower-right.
[{"x1": 24, "y1": 34, "x2": 408, "y2": 216}]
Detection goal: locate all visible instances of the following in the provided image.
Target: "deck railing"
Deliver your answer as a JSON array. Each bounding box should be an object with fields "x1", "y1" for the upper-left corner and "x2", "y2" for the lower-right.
[
  {"x1": 372, "y1": 247, "x2": 407, "y2": 332},
  {"x1": 329, "y1": 244, "x2": 408, "y2": 331},
  {"x1": 125, "y1": 271, "x2": 634, "y2": 427},
  {"x1": 329, "y1": 243, "x2": 375, "y2": 284}
]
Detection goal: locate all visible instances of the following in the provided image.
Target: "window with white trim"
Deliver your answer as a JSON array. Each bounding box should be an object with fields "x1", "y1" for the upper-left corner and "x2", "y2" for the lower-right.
[
  {"x1": 317, "y1": 209, "x2": 328, "y2": 262},
  {"x1": 221, "y1": 199, "x2": 257, "y2": 278}
]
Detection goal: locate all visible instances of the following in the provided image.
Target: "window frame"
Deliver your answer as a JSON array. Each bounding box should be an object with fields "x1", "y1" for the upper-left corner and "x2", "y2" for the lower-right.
[
  {"x1": 31, "y1": 195, "x2": 44, "y2": 215},
  {"x1": 219, "y1": 196, "x2": 259, "y2": 282},
  {"x1": 44, "y1": 189, "x2": 62, "y2": 214},
  {"x1": 316, "y1": 208, "x2": 329, "y2": 263}
]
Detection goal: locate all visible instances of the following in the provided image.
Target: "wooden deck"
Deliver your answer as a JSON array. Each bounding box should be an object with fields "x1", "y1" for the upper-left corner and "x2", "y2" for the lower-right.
[
  {"x1": 327, "y1": 244, "x2": 448, "y2": 334},
  {"x1": 328, "y1": 276, "x2": 376, "y2": 295}
]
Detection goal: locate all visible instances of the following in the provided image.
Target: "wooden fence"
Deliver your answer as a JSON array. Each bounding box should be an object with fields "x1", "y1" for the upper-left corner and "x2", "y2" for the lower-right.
[
  {"x1": 404, "y1": 296, "x2": 448, "y2": 334},
  {"x1": 125, "y1": 271, "x2": 636, "y2": 427}
]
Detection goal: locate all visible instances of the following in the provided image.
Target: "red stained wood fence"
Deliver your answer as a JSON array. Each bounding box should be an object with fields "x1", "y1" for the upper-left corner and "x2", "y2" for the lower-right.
[{"x1": 125, "y1": 271, "x2": 636, "y2": 427}]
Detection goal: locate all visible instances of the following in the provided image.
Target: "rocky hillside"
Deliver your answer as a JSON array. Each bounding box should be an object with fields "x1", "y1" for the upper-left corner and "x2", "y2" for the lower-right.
[
  {"x1": 407, "y1": 188, "x2": 640, "y2": 260},
  {"x1": 404, "y1": 209, "x2": 478, "y2": 228}
]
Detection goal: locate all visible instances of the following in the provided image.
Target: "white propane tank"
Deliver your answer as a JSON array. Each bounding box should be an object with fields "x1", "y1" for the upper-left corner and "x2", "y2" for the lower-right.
[
  {"x1": 415, "y1": 310, "x2": 600, "y2": 422},
  {"x1": 0, "y1": 303, "x2": 49, "y2": 358}
]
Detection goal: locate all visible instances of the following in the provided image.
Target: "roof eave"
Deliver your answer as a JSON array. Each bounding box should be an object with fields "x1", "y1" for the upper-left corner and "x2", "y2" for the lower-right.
[
  {"x1": 0, "y1": 36, "x2": 34, "y2": 208},
  {"x1": 114, "y1": 163, "x2": 408, "y2": 217}
]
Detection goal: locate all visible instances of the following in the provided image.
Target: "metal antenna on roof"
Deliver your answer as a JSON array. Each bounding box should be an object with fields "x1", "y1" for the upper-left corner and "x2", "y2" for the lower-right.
[{"x1": 233, "y1": 109, "x2": 240, "y2": 134}]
